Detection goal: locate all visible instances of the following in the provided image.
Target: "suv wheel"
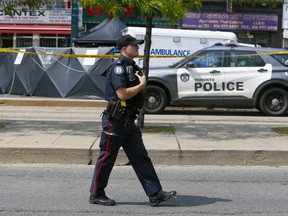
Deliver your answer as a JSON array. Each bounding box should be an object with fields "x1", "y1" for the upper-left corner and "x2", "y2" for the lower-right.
[
  {"x1": 259, "y1": 87, "x2": 288, "y2": 116},
  {"x1": 145, "y1": 85, "x2": 167, "y2": 114}
]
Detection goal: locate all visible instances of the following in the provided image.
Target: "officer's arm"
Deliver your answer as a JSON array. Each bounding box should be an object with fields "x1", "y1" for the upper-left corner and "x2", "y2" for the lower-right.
[{"x1": 116, "y1": 73, "x2": 146, "y2": 100}]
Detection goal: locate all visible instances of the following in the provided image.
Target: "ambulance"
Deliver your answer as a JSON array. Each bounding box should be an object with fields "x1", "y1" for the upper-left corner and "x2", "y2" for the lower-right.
[{"x1": 122, "y1": 27, "x2": 238, "y2": 67}]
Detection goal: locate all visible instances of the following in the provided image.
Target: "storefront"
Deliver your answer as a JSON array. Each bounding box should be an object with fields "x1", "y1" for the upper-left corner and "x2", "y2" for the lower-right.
[
  {"x1": 181, "y1": 12, "x2": 278, "y2": 47},
  {"x1": 82, "y1": 5, "x2": 177, "y2": 31},
  {"x1": 0, "y1": 1, "x2": 72, "y2": 48},
  {"x1": 82, "y1": 2, "x2": 283, "y2": 48},
  {"x1": 182, "y1": 1, "x2": 283, "y2": 48}
]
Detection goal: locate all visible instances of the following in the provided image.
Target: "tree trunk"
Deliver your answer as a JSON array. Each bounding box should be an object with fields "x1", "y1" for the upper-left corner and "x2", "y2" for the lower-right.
[
  {"x1": 137, "y1": 16, "x2": 153, "y2": 128},
  {"x1": 70, "y1": 0, "x2": 79, "y2": 46}
]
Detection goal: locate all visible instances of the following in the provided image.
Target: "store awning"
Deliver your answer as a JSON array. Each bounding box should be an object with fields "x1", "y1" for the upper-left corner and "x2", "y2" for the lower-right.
[{"x1": 0, "y1": 24, "x2": 71, "y2": 34}]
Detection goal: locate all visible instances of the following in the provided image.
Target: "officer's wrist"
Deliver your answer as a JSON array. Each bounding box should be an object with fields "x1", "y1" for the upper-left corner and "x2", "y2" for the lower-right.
[{"x1": 139, "y1": 82, "x2": 145, "y2": 89}]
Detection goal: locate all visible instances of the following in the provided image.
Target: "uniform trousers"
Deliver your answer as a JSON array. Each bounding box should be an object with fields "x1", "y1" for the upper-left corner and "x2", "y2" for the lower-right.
[{"x1": 90, "y1": 113, "x2": 162, "y2": 197}]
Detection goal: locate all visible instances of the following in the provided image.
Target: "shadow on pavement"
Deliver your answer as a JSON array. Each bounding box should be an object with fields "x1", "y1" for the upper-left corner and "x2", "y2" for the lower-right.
[
  {"x1": 172, "y1": 195, "x2": 232, "y2": 207},
  {"x1": 116, "y1": 195, "x2": 231, "y2": 207}
]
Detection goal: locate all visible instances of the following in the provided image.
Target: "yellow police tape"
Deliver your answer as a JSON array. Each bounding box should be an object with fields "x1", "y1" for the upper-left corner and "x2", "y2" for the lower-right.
[
  {"x1": 1, "y1": 47, "x2": 288, "y2": 59},
  {"x1": 0, "y1": 48, "x2": 120, "y2": 58}
]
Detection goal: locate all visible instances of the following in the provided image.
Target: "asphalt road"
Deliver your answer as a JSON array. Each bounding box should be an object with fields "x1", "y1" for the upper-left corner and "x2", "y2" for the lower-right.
[{"x1": 0, "y1": 164, "x2": 288, "y2": 216}]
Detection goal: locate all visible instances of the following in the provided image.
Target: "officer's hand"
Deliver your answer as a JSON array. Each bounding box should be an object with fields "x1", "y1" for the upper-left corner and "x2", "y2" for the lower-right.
[{"x1": 135, "y1": 71, "x2": 146, "y2": 88}]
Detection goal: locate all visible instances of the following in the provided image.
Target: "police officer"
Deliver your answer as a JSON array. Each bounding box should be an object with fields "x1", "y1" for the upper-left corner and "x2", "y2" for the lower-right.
[{"x1": 89, "y1": 35, "x2": 176, "y2": 206}]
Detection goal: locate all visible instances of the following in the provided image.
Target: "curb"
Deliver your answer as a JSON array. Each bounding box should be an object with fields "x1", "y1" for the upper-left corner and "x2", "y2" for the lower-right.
[
  {"x1": 0, "y1": 97, "x2": 107, "y2": 107},
  {"x1": 1, "y1": 148, "x2": 288, "y2": 166},
  {"x1": 0, "y1": 148, "x2": 91, "y2": 164}
]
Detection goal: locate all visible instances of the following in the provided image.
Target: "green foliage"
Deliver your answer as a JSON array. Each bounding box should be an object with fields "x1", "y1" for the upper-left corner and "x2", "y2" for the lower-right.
[
  {"x1": 272, "y1": 127, "x2": 288, "y2": 136},
  {"x1": 79, "y1": 0, "x2": 202, "y2": 22},
  {"x1": 0, "y1": 0, "x2": 54, "y2": 16},
  {"x1": 0, "y1": 0, "x2": 281, "y2": 17},
  {"x1": 0, "y1": 0, "x2": 203, "y2": 21},
  {"x1": 141, "y1": 125, "x2": 175, "y2": 134},
  {"x1": 233, "y1": 0, "x2": 281, "y2": 8},
  {"x1": 80, "y1": 0, "x2": 122, "y2": 18}
]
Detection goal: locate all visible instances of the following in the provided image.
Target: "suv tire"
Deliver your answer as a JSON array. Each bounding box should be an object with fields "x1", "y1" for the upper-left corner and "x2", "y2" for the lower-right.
[
  {"x1": 145, "y1": 85, "x2": 167, "y2": 114},
  {"x1": 259, "y1": 87, "x2": 288, "y2": 116}
]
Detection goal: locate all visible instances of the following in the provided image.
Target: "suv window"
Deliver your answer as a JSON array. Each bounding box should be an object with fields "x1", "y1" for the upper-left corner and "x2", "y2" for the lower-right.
[
  {"x1": 270, "y1": 54, "x2": 288, "y2": 67},
  {"x1": 187, "y1": 50, "x2": 225, "y2": 68},
  {"x1": 230, "y1": 51, "x2": 265, "y2": 67}
]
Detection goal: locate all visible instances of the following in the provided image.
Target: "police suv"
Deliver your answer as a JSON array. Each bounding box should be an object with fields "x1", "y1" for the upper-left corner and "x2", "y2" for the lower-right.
[{"x1": 145, "y1": 44, "x2": 288, "y2": 116}]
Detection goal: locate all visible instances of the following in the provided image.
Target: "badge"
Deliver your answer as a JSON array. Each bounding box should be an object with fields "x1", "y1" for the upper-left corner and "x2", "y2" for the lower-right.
[{"x1": 114, "y1": 66, "x2": 124, "y2": 75}]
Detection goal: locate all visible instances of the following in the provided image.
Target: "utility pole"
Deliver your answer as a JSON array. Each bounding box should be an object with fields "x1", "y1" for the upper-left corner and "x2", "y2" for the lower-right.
[{"x1": 70, "y1": 0, "x2": 79, "y2": 47}]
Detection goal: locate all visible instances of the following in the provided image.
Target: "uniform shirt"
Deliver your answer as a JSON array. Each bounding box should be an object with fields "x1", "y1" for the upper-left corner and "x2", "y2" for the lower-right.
[{"x1": 105, "y1": 55, "x2": 141, "y2": 103}]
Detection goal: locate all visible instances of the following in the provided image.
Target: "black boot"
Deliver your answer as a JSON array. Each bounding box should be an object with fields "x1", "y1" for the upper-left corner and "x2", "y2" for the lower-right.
[
  {"x1": 149, "y1": 190, "x2": 177, "y2": 206},
  {"x1": 89, "y1": 195, "x2": 116, "y2": 206}
]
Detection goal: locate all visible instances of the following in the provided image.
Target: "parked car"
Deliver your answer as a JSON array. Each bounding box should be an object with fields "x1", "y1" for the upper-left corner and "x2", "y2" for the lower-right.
[{"x1": 145, "y1": 43, "x2": 288, "y2": 116}]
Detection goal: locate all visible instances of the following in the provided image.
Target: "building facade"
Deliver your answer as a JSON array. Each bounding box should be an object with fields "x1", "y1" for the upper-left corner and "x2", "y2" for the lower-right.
[
  {"x1": 0, "y1": 0, "x2": 284, "y2": 48},
  {"x1": 0, "y1": 0, "x2": 72, "y2": 48},
  {"x1": 82, "y1": 0, "x2": 283, "y2": 48}
]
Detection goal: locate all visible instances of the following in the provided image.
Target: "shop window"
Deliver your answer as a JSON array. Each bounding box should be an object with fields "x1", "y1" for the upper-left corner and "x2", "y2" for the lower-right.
[
  {"x1": 40, "y1": 38, "x2": 56, "y2": 47},
  {"x1": 0, "y1": 33, "x2": 13, "y2": 48},
  {"x1": 40, "y1": 35, "x2": 57, "y2": 47},
  {"x1": 58, "y1": 38, "x2": 70, "y2": 47},
  {"x1": 1, "y1": 34, "x2": 69, "y2": 48},
  {"x1": 2, "y1": 39, "x2": 13, "y2": 47},
  {"x1": 236, "y1": 31, "x2": 269, "y2": 47},
  {"x1": 16, "y1": 37, "x2": 33, "y2": 47},
  {"x1": 40, "y1": 35, "x2": 70, "y2": 47}
]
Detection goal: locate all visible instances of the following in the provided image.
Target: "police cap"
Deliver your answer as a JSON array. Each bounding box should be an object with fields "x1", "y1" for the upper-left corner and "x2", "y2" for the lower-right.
[{"x1": 117, "y1": 34, "x2": 144, "y2": 50}]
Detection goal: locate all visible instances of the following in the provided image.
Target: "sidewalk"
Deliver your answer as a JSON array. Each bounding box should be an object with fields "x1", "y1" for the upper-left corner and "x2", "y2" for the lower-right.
[{"x1": 1, "y1": 96, "x2": 288, "y2": 166}]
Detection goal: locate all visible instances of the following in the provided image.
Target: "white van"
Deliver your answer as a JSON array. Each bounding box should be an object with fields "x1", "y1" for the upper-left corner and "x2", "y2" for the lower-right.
[{"x1": 122, "y1": 27, "x2": 238, "y2": 68}]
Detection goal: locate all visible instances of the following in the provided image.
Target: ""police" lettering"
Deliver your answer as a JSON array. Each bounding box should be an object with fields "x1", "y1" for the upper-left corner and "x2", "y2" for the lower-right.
[{"x1": 195, "y1": 82, "x2": 244, "y2": 91}]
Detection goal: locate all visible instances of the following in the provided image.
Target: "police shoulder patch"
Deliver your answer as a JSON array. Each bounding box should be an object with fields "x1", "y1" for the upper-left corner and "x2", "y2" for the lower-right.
[{"x1": 114, "y1": 66, "x2": 124, "y2": 75}]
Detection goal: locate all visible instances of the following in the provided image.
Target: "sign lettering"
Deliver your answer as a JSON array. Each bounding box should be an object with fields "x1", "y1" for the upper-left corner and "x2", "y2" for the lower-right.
[
  {"x1": 194, "y1": 82, "x2": 244, "y2": 92},
  {"x1": 182, "y1": 12, "x2": 278, "y2": 32},
  {"x1": 0, "y1": 9, "x2": 71, "y2": 24}
]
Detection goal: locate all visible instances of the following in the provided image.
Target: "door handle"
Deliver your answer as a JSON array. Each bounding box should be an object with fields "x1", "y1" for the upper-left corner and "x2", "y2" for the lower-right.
[
  {"x1": 210, "y1": 70, "x2": 220, "y2": 74},
  {"x1": 257, "y1": 68, "x2": 268, "y2": 72}
]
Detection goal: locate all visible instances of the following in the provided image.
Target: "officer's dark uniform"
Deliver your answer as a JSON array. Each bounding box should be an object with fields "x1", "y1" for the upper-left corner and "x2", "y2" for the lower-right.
[{"x1": 90, "y1": 55, "x2": 162, "y2": 198}]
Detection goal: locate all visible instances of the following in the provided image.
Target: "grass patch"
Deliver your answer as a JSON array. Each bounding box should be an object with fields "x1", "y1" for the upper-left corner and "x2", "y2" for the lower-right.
[
  {"x1": 141, "y1": 125, "x2": 175, "y2": 134},
  {"x1": 0, "y1": 123, "x2": 4, "y2": 128},
  {"x1": 272, "y1": 127, "x2": 288, "y2": 136}
]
